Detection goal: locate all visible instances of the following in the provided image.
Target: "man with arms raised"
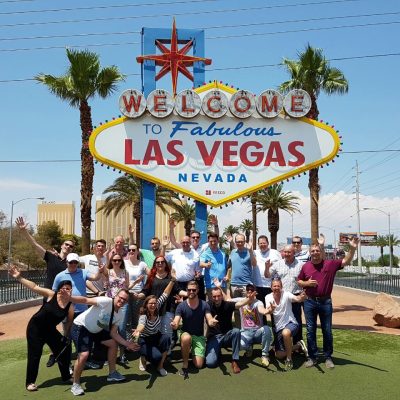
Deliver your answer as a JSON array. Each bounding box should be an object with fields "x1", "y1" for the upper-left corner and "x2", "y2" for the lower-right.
[{"x1": 298, "y1": 236, "x2": 359, "y2": 369}]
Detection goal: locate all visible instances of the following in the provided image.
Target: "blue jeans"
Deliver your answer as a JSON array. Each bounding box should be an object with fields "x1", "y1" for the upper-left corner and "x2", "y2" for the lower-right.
[
  {"x1": 303, "y1": 298, "x2": 333, "y2": 360},
  {"x1": 240, "y1": 326, "x2": 272, "y2": 357},
  {"x1": 205, "y1": 328, "x2": 241, "y2": 368}
]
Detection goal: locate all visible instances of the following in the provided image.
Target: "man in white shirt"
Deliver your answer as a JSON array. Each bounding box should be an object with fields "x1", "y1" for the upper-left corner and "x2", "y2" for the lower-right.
[
  {"x1": 70, "y1": 290, "x2": 139, "y2": 396},
  {"x1": 79, "y1": 239, "x2": 107, "y2": 296},
  {"x1": 265, "y1": 278, "x2": 307, "y2": 371},
  {"x1": 252, "y1": 235, "x2": 282, "y2": 304},
  {"x1": 165, "y1": 236, "x2": 200, "y2": 292},
  {"x1": 266, "y1": 245, "x2": 304, "y2": 344}
]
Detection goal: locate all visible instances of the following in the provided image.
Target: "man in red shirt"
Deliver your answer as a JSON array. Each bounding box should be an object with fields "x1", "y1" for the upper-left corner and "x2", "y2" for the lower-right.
[{"x1": 297, "y1": 236, "x2": 359, "y2": 369}]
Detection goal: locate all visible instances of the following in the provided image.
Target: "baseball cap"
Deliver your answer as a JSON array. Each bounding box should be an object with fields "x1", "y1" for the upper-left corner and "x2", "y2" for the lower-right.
[{"x1": 66, "y1": 253, "x2": 80, "y2": 263}]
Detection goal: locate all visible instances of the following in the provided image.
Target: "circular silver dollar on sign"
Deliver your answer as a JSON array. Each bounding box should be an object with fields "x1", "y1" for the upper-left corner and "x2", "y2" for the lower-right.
[
  {"x1": 283, "y1": 89, "x2": 312, "y2": 118},
  {"x1": 256, "y1": 89, "x2": 283, "y2": 119},
  {"x1": 229, "y1": 90, "x2": 256, "y2": 119},
  {"x1": 202, "y1": 90, "x2": 228, "y2": 119},
  {"x1": 119, "y1": 89, "x2": 147, "y2": 118},
  {"x1": 147, "y1": 89, "x2": 174, "y2": 118}
]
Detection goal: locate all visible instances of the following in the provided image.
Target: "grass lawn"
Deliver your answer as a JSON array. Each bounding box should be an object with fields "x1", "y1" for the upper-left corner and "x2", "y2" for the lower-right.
[{"x1": 0, "y1": 329, "x2": 399, "y2": 400}]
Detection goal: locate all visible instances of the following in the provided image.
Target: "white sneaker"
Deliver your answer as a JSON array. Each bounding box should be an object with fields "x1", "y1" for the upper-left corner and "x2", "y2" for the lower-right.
[
  {"x1": 297, "y1": 340, "x2": 309, "y2": 358},
  {"x1": 139, "y1": 357, "x2": 146, "y2": 371},
  {"x1": 71, "y1": 383, "x2": 84, "y2": 396},
  {"x1": 158, "y1": 368, "x2": 168, "y2": 377}
]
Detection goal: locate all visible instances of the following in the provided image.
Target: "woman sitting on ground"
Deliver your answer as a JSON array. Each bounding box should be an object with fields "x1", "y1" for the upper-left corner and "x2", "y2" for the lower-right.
[
  {"x1": 8, "y1": 265, "x2": 74, "y2": 392},
  {"x1": 132, "y1": 269, "x2": 177, "y2": 376}
]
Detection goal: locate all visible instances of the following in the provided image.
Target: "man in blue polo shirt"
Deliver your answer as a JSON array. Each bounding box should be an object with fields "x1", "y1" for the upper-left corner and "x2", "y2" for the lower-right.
[
  {"x1": 53, "y1": 253, "x2": 102, "y2": 316},
  {"x1": 200, "y1": 233, "x2": 228, "y2": 299}
]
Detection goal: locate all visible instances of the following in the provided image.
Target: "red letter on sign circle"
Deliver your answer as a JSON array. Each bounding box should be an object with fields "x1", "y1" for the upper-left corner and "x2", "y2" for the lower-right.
[
  {"x1": 234, "y1": 96, "x2": 251, "y2": 113},
  {"x1": 207, "y1": 96, "x2": 221, "y2": 113},
  {"x1": 154, "y1": 95, "x2": 167, "y2": 112},
  {"x1": 291, "y1": 95, "x2": 304, "y2": 112},
  {"x1": 123, "y1": 94, "x2": 143, "y2": 113}
]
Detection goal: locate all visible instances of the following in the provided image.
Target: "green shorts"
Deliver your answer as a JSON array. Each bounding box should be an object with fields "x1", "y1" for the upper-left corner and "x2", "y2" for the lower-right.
[{"x1": 179, "y1": 331, "x2": 206, "y2": 357}]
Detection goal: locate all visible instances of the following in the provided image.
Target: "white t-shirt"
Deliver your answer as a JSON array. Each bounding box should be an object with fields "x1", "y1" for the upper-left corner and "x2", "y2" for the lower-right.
[
  {"x1": 265, "y1": 291, "x2": 297, "y2": 332},
  {"x1": 125, "y1": 260, "x2": 147, "y2": 292},
  {"x1": 252, "y1": 249, "x2": 282, "y2": 287},
  {"x1": 73, "y1": 296, "x2": 123, "y2": 333},
  {"x1": 166, "y1": 248, "x2": 200, "y2": 282},
  {"x1": 79, "y1": 254, "x2": 106, "y2": 292}
]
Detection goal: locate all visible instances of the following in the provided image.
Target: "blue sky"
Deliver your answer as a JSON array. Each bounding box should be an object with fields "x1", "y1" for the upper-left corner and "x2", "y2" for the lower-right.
[{"x1": 1, "y1": 0, "x2": 399, "y2": 257}]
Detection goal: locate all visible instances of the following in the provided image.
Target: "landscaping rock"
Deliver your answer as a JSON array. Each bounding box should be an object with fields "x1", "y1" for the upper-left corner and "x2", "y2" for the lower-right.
[{"x1": 373, "y1": 293, "x2": 400, "y2": 328}]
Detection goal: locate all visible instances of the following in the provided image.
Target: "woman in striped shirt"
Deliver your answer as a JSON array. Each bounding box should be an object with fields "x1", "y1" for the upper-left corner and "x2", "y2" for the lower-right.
[{"x1": 133, "y1": 269, "x2": 177, "y2": 377}]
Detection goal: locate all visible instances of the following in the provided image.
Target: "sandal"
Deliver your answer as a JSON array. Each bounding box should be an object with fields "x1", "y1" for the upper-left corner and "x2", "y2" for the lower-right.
[{"x1": 26, "y1": 383, "x2": 38, "y2": 391}]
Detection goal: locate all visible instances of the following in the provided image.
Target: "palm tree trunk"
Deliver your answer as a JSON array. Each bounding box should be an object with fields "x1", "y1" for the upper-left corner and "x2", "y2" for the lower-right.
[
  {"x1": 307, "y1": 96, "x2": 320, "y2": 244},
  {"x1": 80, "y1": 100, "x2": 94, "y2": 254},
  {"x1": 268, "y1": 209, "x2": 279, "y2": 250},
  {"x1": 251, "y1": 194, "x2": 257, "y2": 250},
  {"x1": 133, "y1": 201, "x2": 141, "y2": 247},
  {"x1": 184, "y1": 219, "x2": 192, "y2": 236},
  {"x1": 380, "y1": 246, "x2": 384, "y2": 267}
]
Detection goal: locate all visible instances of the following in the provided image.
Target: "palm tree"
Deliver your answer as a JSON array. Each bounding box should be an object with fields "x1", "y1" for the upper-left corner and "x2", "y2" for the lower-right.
[
  {"x1": 375, "y1": 235, "x2": 388, "y2": 267},
  {"x1": 240, "y1": 219, "x2": 255, "y2": 243},
  {"x1": 223, "y1": 225, "x2": 240, "y2": 250},
  {"x1": 170, "y1": 203, "x2": 195, "y2": 236},
  {"x1": 387, "y1": 234, "x2": 400, "y2": 266},
  {"x1": 98, "y1": 175, "x2": 180, "y2": 246},
  {"x1": 35, "y1": 49, "x2": 125, "y2": 254},
  {"x1": 280, "y1": 44, "x2": 349, "y2": 243},
  {"x1": 255, "y1": 184, "x2": 300, "y2": 249}
]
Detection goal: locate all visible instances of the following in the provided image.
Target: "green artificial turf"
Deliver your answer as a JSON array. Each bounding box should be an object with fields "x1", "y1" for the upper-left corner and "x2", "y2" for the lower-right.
[{"x1": 0, "y1": 329, "x2": 399, "y2": 400}]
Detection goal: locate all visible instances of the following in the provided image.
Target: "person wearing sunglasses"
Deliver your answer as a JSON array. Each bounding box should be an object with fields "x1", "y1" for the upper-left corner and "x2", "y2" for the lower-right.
[
  {"x1": 103, "y1": 255, "x2": 130, "y2": 365},
  {"x1": 124, "y1": 245, "x2": 148, "y2": 338},
  {"x1": 170, "y1": 280, "x2": 218, "y2": 379}
]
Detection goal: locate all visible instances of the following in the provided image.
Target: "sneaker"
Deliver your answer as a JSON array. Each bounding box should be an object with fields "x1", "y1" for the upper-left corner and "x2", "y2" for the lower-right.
[
  {"x1": 179, "y1": 367, "x2": 189, "y2": 380},
  {"x1": 261, "y1": 356, "x2": 270, "y2": 368},
  {"x1": 85, "y1": 361, "x2": 101, "y2": 370},
  {"x1": 325, "y1": 358, "x2": 335, "y2": 369},
  {"x1": 297, "y1": 340, "x2": 309, "y2": 358},
  {"x1": 284, "y1": 359, "x2": 293, "y2": 372},
  {"x1": 158, "y1": 368, "x2": 168, "y2": 377},
  {"x1": 46, "y1": 354, "x2": 56, "y2": 368},
  {"x1": 71, "y1": 383, "x2": 84, "y2": 396},
  {"x1": 107, "y1": 370, "x2": 126, "y2": 382},
  {"x1": 117, "y1": 355, "x2": 129, "y2": 366},
  {"x1": 231, "y1": 360, "x2": 241, "y2": 374},
  {"x1": 304, "y1": 358, "x2": 317, "y2": 368},
  {"x1": 244, "y1": 345, "x2": 253, "y2": 357},
  {"x1": 138, "y1": 357, "x2": 146, "y2": 371}
]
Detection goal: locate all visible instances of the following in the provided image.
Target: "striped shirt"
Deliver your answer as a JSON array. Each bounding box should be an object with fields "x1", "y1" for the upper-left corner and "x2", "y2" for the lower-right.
[{"x1": 138, "y1": 293, "x2": 168, "y2": 337}]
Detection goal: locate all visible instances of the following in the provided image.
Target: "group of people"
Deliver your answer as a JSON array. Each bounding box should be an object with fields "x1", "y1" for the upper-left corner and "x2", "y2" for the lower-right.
[{"x1": 11, "y1": 215, "x2": 359, "y2": 395}]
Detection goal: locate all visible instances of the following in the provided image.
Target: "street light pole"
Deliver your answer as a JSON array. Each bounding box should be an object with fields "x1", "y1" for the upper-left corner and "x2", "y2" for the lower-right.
[
  {"x1": 7, "y1": 197, "x2": 45, "y2": 268},
  {"x1": 363, "y1": 207, "x2": 392, "y2": 275}
]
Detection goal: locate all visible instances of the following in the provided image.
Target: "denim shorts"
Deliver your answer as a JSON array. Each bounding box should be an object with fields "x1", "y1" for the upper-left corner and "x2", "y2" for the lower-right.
[
  {"x1": 275, "y1": 321, "x2": 299, "y2": 352},
  {"x1": 71, "y1": 323, "x2": 111, "y2": 353}
]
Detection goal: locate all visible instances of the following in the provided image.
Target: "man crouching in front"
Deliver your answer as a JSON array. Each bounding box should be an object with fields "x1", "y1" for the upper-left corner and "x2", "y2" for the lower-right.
[{"x1": 70, "y1": 289, "x2": 139, "y2": 396}]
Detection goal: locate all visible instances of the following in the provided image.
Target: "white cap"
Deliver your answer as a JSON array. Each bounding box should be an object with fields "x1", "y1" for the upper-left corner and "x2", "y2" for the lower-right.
[{"x1": 66, "y1": 253, "x2": 80, "y2": 263}]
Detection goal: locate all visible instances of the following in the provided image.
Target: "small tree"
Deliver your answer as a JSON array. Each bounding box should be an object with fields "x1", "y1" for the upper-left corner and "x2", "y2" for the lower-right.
[{"x1": 35, "y1": 220, "x2": 63, "y2": 250}]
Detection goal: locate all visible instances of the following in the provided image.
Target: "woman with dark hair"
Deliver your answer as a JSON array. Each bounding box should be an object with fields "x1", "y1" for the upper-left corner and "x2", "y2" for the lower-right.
[
  {"x1": 132, "y1": 270, "x2": 177, "y2": 376},
  {"x1": 103, "y1": 254, "x2": 130, "y2": 364},
  {"x1": 8, "y1": 265, "x2": 74, "y2": 392},
  {"x1": 134, "y1": 256, "x2": 185, "y2": 370},
  {"x1": 125, "y1": 244, "x2": 148, "y2": 332}
]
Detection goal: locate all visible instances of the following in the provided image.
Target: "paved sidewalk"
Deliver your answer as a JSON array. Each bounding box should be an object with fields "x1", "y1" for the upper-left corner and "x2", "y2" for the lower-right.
[{"x1": 1, "y1": 285, "x2": 399, "y2": 341}]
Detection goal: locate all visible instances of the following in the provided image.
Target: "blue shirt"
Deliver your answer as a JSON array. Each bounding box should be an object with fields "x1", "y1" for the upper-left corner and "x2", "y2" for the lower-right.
[
  {"x1": 229, "y1": 249, "x2": 253, "y2": 286},
  {"x1": 52, "y1": 268, "x2": 91, "y2": 313},
  {"x1": 200, "y1": 247, "x2": 227, "y2": 289}
]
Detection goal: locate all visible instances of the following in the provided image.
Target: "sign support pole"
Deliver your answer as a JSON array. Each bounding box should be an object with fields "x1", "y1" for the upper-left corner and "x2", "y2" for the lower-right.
[{"x1": 140, "y1": 26, "x2": 208, "y2": 246}]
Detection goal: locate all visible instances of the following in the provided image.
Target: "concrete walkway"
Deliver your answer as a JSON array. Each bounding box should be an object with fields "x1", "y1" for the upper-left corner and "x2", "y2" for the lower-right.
[{"x1": 0, "y1": 285, "x2": 399, "y2": 341}]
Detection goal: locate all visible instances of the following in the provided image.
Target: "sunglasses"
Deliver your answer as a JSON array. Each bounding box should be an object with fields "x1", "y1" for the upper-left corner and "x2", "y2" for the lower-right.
[
  {"x1": 128, "y1": 249, "x2": 137, "y2": 252},
  {"x1": 187, "y1": 288, "x2": 197, "y2": 292},
  {"x1": 155, "y1": 261, "x2": 165, "y2": 265},
  {"x1": 191, "y1": 236, "x2": 200, "y2": 240},
  {"x1": 64, "y1": 243, "x2": 74, "y2": 248},
  {"x1": 292, "y1": 241, "x2": 302, "y2": 244},
  {"x1": 112, "y1": 259, "x2": 122, "y2": 263}
]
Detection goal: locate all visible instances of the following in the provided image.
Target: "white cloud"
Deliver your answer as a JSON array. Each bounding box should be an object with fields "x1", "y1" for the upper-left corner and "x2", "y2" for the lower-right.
[{"x1": 0, "y1": 179, "x2": 47, "y2": 190}]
